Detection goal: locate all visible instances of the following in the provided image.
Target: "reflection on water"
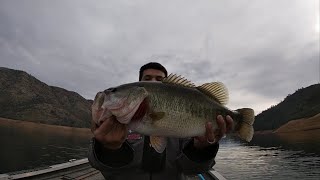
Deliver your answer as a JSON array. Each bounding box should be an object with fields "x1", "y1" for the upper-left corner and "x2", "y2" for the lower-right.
[
  {"x1": 0, "y1": 120, "x2": 92, "y2": 173},
  {"x1": 215, "y1": 130, "x2": 320, "y2": 180},
  {"x1": 1, "y1": 120, "x2": 320, "y2": 180}
]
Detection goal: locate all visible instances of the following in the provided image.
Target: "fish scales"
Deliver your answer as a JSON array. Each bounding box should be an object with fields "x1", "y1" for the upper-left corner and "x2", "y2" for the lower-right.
[
  {"x1": 92, "y1": 74, "x2": 255, "y2": 153},
  {"x1": 117, "y1": 82, "x2": 237, "y2": 137}
]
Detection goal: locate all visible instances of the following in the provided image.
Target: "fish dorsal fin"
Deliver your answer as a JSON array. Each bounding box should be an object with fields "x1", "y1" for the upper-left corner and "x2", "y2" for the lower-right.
[
  {"x1": 162, "y1": 73, "x2": 195, "y2": 88},
  {"x1": 197, "y1": 82, "x2": 229, "y2": 105}
]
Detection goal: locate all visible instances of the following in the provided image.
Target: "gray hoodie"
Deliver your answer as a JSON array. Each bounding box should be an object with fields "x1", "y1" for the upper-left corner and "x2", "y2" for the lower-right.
[{"x1": 88, "y1": 133, "x2": 219, "y2": 180}]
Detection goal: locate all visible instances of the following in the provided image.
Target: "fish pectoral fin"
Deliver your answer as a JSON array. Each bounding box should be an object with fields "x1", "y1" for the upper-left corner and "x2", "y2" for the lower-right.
[
  {"x1": 150, "y1": 136, "x2": 167, "y2": 153},
  {"x1": 197, "y1": 82, "x2": 229, "y2": 105},
  {"x1": 149, "y1": 112, "x2": 165, "y2": 121}
]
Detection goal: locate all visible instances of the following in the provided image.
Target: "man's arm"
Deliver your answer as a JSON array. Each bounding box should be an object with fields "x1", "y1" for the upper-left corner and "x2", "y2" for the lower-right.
[
  {"x1": 88, "y1": 116, "x2": 137, "y2": 176},
  {"x1": 88, "y1": 138, "x2": 133, "y2": 166},
  {"x1": 176, "y1": 115, "x2": 233, "y2": 174}
]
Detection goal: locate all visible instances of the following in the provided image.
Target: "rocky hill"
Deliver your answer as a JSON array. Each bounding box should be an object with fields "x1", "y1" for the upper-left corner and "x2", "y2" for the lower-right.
[
  {"x1": 274, "y1": 113, "x2": 320, "y2": 133},
  {"x1": 254, "y1": 83, "x2": 320, "y2": 131},
  {"x1": 0, "y1": 67, "x2": 92, "y2": 128}
]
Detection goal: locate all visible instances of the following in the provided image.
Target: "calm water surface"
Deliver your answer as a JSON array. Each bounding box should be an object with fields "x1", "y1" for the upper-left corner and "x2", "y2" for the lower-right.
[
  {"x1": 0, "y1": 121, "x2": 92, "y2": 173},
  {"x1": 215, "y1": 131, "x2": 320, "y2": 179},
  {"x1": 1, "y1": 121, "x2": 319, "y2": 179}
]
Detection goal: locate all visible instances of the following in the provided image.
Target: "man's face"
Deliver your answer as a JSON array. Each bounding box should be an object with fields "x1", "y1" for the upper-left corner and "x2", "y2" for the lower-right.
[{"x1": 141, "y1": 69, "x2": 165, "y2": 82}]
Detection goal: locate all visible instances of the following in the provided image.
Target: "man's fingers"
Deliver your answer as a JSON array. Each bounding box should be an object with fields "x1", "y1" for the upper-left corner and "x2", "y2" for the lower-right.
[
  {"x1": 195, "y1": 115, "x2": 231, "y2": 148},
  {"x1": 94, "y1": 116, "x2": 116, "y2": 136},
  {"x1": 117, "y1": 124, "x2": 128, "y2": 141},
  {"x1": 91, "y1": 119, "x2": 97, "y2": 133},
  {"x1": 102, "y1": 123, "x2": 128, "y2": 149},
  {"x1": 205, "y1": 122, "x2": 215, "y2": 142},
  {"x1": 112, "y1": 121, "x2": 128, "y2": 139},
  {"x1": 225, "y1": 115, "x2": 234, "y2": 133},
  {"x1": 104, "y1": 127, "x2": 126, "y2": 143},
  {"x1": 216, "y1": 115, "x2": 227, "y2": 138}
]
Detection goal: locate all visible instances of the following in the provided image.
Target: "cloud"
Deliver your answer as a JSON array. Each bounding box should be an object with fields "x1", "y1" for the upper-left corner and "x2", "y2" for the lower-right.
[{"x1": 0, "y1": 0, "x2": 319, "y2": 114}]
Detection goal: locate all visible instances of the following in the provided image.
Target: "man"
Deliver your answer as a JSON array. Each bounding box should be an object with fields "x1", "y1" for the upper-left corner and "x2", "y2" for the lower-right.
[{"x1": 88, "y1": 62, "x2": 233, "y2": 180}]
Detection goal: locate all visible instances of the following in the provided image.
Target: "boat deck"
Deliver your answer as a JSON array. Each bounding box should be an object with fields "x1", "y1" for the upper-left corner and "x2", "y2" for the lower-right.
[
  {"x1": 0, "y1": 159, "x2": 103, "y2": 180},
  {"x1": 0, "y1": 159, "x2": 226, "y2": 180}
]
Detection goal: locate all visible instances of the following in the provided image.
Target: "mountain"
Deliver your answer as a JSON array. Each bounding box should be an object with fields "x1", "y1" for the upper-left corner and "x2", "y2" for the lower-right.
[
  {"x1": 274, "y1": 113, "x2": 320, "y2": 133},
  {"x1": 0, "y1": 67, "x2": 92, "y2": 128},
  {"x1": 254, "y1": 83, "x2": 320, "y2": 131},
  {"x1": 1, "y1": 67, "x2": 319, "y2": 130}
]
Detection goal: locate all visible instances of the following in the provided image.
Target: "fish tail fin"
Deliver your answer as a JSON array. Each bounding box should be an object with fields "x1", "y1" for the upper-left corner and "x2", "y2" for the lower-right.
[{"x1": 236, "y1": 108, "x2": 255, "y2": 142}]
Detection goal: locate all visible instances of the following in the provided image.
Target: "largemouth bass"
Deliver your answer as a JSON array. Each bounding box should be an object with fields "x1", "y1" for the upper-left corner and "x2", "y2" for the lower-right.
[{"x1": 92, "y1": 74, "x2": 255, "y2": 153}]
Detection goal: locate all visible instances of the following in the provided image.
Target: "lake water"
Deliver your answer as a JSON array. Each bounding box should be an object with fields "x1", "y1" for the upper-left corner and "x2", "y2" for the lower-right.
[
  {"x1": 0, "y1": 120, "x2": 92, "y2": 174},
  {"x1": 215, "y1": 130, "x2": 320, "y2": 179},
  {"x1": 0, "y1": 121, "x2": 319, "y2": 179}
]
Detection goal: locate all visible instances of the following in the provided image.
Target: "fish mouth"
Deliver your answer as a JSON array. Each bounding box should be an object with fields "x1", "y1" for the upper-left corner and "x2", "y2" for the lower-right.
[
  {"x1": 131, "y1": 98, "x2": 148, "y2": 122},
  {"x1": 102, "y1": 86, "x2": 149, "y2": 124}
]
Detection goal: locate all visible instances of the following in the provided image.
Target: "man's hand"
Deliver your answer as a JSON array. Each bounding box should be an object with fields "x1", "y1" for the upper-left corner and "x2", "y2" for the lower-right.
[
  {"x1": 91, "y1": 116, "x2": 128, "y2": 150},
  {"x1": 194, "y1": 115, "x2": 233, "y2": 149}
]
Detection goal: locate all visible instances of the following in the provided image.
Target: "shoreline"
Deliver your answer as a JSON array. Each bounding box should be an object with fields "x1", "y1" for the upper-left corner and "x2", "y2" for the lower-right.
[
  {"x1": 2, "y1": 114, "x2": 319, "y2": 136},
  {"x1": 0, "y1": 117, "x2": 92, "y2": 135},
  {"x1": 254, "y1": 113, "x2": 320, "y2": 134}
]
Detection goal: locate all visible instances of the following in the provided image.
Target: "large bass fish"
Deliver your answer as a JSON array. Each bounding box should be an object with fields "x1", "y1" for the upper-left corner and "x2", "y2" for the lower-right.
[{"x1": 92, "y1": 74, "x2": 255, "y2": 153}]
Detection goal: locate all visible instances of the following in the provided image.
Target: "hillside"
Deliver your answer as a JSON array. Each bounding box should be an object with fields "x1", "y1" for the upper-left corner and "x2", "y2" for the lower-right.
[
  {"x1": 274, "y1": 113, "x2": 320, "y2": 133},
  {"x1": 0, "y1": 67, "x2": 92, "y2": 128},
  {"x1": 254, "y1": 83, "x2": 320, "y2": 131}
]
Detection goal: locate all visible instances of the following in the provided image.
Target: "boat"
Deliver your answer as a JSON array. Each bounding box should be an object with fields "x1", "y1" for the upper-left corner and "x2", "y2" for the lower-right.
[{"x1": 0, "y1": 158, "x2": 227, "y2": 180}]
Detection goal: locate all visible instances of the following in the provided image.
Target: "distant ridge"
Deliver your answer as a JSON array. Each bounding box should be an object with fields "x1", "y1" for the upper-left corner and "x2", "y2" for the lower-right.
[
  {"x1": 1, "y1": 67, "x2": 319, "y2": 130},
  {"x1": 254, "y1": 83, "x2": 320, "y2": 131},
  {"x1": 274, "y1": 113, "x2": 320, "y2": 133},
  {"x1": 0, "y1": 67, "x2": 92, "y2": 128}
]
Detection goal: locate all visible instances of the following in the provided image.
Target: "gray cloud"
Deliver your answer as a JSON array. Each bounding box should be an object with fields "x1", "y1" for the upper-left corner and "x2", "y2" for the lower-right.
[{"x1": 0, "y1": 0, "x2": 319, "y2": 114}]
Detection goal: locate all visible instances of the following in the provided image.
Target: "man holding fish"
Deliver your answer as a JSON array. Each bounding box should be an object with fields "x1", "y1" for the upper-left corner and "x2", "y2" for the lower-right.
[{"x1": 88, "y1": 62, "x2": 254, "y2": 180}]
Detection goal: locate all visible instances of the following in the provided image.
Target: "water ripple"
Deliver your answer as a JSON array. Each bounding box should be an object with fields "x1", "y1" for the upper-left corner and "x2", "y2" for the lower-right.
[{"x1": 214, "y1": 138, "x2": 320, "y2": 180}]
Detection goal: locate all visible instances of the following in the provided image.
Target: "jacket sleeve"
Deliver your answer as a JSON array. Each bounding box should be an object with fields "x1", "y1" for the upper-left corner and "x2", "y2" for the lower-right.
[
  {"x1": 88, "y1": 138, "x2": 137, "y2": 176},
  {"x1": 176, "y1": 138, "x2": 219, "y2": 174}
]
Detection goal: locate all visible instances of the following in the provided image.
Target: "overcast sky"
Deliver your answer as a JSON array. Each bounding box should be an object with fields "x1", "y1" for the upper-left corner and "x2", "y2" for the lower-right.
[{"x1": 0, "y1": 0, "x2": 319, "y2": 114}]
